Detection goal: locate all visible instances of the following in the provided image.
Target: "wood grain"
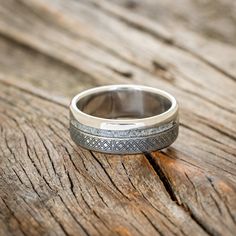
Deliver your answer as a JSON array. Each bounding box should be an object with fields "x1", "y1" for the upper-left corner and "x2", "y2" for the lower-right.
[
  {"x1": 0, "y1": 0, "x2": 235, "y2": 235},
  {"x1": 109, "y1": 0, "x2": 236, "y2": 47}
]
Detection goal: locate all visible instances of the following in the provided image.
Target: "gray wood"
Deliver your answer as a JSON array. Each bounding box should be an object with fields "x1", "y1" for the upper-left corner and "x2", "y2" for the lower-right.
[{"x1": 109, "y1": 0, "x2": 236, "y2": 47}]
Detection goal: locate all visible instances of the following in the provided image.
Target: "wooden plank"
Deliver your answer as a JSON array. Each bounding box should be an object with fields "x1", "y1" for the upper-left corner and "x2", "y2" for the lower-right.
[
  {"x1": 0, "y1": 0, "x2": 235, "y2": 158},
  {"x1": 0, "y1": 0, "x2": 236, "y2": 235},
  {"x1": 152, "y1": 152, "x2": 236, "y2": 236},
  {"x1": 107, "y1": 0, "x2": 236, "y2": 46},
  {"x1": 0, "y1": 82, "x2": 206, "y2": 236},
  {"x1": 1, "y1": 0, "x2": 236, "y2": 127},
  {"x1": 86, "y1": 0, "x2": 236, "y2": 80},
  {"x1": 0, "y1": 36, "x2": 95, "y2": 99}
]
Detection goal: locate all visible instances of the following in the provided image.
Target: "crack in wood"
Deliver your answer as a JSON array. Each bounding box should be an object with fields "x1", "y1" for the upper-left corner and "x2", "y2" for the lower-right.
[
  {"x1": 207, "y1": 176, "x2": 236, "y2": 224},
  {"x1": 140, "y1": 210, "x2": 164, "y2": 236},
  {"x1": 89, "y1": 151, "x2": 129, "y2": 200},
  {"x1": 144, "y1": 153, "x2": 217, "y2": 236},
  {"x1": 187, "y1": 209, "x2": 214, "y2": 236},
  {"x1": 58, "y1": 195, "x2": 91, "y2": 236},
  {"x1": 108, "y1": 66, "x2": 133, "y2": 79},
  {"x1": 144, "y1": 153, "x2": 178, "y2": 203}
]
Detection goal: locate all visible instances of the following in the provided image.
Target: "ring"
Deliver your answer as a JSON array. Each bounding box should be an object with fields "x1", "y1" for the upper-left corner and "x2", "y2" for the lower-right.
[{"x1": 69, "y1": 85, "x2": 179, "y2": 154}]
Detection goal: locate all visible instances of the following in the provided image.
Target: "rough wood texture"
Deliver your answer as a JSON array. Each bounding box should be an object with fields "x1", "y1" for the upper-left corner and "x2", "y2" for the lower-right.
[
  {"x1": 110, "y1": 0, "x2": 236, "y2": 46},
  {"x1": 0, "y1": 0, "x2": 236, "y2": 235}
]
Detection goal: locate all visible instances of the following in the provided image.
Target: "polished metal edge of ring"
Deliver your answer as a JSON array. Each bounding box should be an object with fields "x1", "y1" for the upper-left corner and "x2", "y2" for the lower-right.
[
  {"x1": 70, "y1": 115, "x2": 177, "y2": 138},
  {"x1": 70, "y1": 122, "x2": 179, "y2": 154},
  {"x1": 70, "y1": 85, "x2": 178, "y2": 130}
]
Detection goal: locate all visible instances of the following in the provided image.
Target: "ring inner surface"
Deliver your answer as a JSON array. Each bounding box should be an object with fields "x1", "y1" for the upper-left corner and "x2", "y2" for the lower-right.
[{"x1": 77, "y1": 89, "x2": 172, "y2": 119}]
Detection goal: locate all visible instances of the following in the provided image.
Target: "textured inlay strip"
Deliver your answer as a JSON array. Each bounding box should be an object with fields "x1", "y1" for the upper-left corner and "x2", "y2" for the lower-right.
[{"x1": 70, "y1": 122, "x2": 178, "y2": 154}]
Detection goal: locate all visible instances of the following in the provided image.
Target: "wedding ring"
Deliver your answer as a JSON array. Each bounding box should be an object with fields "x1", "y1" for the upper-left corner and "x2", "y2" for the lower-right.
[{"x1": 69, "y1": 85, "x2": 179, "y2": 154}]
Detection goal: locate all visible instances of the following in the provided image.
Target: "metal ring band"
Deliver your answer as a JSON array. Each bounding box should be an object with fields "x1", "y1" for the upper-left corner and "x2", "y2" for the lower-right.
[{"x1": 69, "y1": 85, "x2": 179, "y2": 154}]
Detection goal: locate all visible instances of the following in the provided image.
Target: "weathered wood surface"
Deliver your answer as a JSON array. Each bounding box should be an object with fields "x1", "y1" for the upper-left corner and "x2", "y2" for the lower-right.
[
  {"x1": 110, "y1": 0, "x2": 236, "y2": 46},
  {"x1": 0, "y1": 0, "x2": 236, "y2": 235}
]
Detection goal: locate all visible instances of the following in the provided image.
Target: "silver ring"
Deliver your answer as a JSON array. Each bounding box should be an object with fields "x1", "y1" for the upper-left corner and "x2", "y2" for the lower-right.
[{"x1": 69, "y1": 85, "x2": 179, "y2": 154}]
